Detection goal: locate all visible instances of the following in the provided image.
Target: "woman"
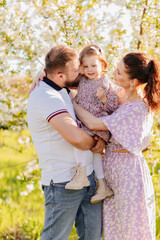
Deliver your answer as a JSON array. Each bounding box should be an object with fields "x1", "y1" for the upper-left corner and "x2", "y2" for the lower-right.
[{"x1": 72, "y1": 52, "x2": 160, "y2": 240}]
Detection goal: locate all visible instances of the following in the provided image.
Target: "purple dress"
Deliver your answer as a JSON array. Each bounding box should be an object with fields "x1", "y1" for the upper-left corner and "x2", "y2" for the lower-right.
[
  {"x1": 76, "y1": 74, "x2": 119, "y2": 142},
  {"x1": 102, "y1": 100, "x2": 155, "y2": 240}
]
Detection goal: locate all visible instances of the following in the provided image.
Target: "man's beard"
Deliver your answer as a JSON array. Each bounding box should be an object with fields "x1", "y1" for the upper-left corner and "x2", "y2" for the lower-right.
[{"x1": 65, "y1": 74, "x2": 80, "y2": 88}]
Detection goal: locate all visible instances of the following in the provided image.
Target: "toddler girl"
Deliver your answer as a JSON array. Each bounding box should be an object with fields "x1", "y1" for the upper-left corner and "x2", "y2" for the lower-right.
[{"x1": 65, "y1": 45, "x2": 119, "y2": 203}]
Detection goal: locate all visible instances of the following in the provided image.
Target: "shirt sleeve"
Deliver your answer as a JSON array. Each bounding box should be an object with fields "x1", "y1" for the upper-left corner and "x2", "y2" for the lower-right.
[
  {"x1": 102, "y1": 102, "x2": 153, "y2": 155},
  {"x1": 34, "y1": 88, "x2": 68, "y2": 122}
]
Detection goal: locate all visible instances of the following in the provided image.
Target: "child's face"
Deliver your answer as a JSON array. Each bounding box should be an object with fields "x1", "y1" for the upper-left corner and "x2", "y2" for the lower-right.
[{"x1": 82, "y1": 55, "x2": 102, "y2": 80}]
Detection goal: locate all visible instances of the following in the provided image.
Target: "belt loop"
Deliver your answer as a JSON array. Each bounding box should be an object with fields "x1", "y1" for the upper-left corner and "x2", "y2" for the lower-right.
[
  {"x1": 50, "y1": 179, "x2": 54, "y2": 186},
  {"x1": 50, "y1": 179, "x2": 54, "y2": 209}
]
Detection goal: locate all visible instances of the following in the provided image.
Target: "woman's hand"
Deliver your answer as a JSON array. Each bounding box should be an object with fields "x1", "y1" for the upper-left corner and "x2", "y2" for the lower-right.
[
  {"x1": 91, "y1": 135, "x2": 106, "y2": 155},
  {"x1": 29, "y1": 69, "x2": 46, "y2": 93}
]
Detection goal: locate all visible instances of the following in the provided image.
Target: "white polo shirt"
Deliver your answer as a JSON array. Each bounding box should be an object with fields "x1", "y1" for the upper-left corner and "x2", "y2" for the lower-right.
[{"x1": 27, "y1": 77, "x2": 93, "y2": 185}]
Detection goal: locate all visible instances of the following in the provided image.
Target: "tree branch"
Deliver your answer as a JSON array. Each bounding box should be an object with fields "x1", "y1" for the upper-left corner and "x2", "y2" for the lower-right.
[{"x1": 137, "y1": 0, "x2": 148, "y2": 50}]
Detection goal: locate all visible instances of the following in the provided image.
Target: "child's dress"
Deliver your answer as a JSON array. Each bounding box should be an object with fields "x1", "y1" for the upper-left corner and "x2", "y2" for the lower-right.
[
  {"x1": 76, "y1": 74, "x2": 119, "y2": 141},
  {"x1": 65, "y1": 74, "x2": 119, "y2": 201}
]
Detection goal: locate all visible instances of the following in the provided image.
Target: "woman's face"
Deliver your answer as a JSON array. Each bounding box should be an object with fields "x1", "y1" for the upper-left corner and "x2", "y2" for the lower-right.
[{"x1": 113, "y1": 59, "x2": 131, "y2": 89}]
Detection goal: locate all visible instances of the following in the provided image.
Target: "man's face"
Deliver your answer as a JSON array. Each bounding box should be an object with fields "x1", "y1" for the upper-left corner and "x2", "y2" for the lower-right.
[{"x1": 64, "y1": 57, "x2": 80, "y2": 87}]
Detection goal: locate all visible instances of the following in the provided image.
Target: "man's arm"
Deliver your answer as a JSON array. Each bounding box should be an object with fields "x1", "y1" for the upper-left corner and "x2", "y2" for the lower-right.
[{"x1": 49, "y1": 112, "x2": 96, "y2": 150}]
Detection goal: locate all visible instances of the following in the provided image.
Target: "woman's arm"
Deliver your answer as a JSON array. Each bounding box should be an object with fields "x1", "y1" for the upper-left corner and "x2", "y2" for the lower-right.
[
  {"x1": 29, "y1": 69, "x2": 46, "y2": 93},
  {"x1": 73, "y1": 99, "x2": 108, "y2": 131}
]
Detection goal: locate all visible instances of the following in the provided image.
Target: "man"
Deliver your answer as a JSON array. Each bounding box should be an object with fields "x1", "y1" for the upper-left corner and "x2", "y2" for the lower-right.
[{"x1": 27, "y1": 45, "x2": 104, "y2": 240}]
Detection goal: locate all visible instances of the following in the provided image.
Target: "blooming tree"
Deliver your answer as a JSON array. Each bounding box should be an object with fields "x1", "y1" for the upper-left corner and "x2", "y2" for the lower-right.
[{"x1": 0, "y1": 0, "x2": 159, "y2": 129}]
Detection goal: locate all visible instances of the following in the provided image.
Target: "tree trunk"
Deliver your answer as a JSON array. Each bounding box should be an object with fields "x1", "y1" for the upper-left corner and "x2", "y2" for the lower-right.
[{"x1": 137, "y1": 0, "x2": 148, "y2": 50}]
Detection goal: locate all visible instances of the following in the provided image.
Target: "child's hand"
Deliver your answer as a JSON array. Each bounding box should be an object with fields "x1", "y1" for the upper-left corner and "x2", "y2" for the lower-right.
[
  {"x1": 96, "y1": 87, "x2": 107, "y2": 104},
  {"x1": 29, "y1": 69, "x2": 46, "y2": 93}
]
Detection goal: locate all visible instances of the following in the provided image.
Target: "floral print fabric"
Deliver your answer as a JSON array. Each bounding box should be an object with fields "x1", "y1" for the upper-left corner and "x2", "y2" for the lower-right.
[
  {"x1": 102, "y1": 101, "x2": 155, "y2": 240},
  {"x1": 76, "y1": 75, "x2": 119, "y2": 142}
]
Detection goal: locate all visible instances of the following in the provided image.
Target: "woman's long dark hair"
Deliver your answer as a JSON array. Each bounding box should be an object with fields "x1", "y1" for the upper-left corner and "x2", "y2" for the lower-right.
[{"x1": 123, "y1": 53, "x2": 160, "y2": 112}]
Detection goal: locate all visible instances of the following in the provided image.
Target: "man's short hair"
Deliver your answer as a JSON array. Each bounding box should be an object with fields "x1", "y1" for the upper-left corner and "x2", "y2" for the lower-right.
[{"x1": 45, "y1": 45, "x2": 78, "y2": 74}]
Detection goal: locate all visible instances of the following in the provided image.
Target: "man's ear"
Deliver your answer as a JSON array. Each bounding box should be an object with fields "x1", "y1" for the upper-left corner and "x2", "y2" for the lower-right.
[{"x1": 57, "y1": 72, "x2": 66, "y2": 81}]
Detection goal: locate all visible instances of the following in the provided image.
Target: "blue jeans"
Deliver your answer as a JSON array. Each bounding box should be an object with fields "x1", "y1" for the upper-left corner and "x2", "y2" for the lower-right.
[{"x1": 41, "y1": 171, "x2": 102, "y2": 240}]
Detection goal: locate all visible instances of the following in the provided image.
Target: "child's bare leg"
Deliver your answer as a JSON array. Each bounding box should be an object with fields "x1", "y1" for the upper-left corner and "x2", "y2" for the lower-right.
[{"x1": 65, "y1": 148, "x2": 90, "y2": 190}]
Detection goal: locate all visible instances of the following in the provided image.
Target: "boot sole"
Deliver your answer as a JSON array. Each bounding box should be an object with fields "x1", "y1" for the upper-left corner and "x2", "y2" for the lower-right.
[{"x1": 90, "y1": 193, "x2": 114, "y2": 204}]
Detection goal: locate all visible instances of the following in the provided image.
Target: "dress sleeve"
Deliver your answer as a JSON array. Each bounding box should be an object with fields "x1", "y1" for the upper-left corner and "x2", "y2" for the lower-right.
[{"x1": 102, "y1": 102, "x2": 153, "y2": 155}]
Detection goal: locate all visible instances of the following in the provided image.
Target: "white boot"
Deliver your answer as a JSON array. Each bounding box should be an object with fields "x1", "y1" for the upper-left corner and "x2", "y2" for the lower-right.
[
  {"x1": 65, "y1": 164, "x2": 90, "y2": 190},
  {"x1": 91, "y1": 178, "x2": 113, "y2": 204}
]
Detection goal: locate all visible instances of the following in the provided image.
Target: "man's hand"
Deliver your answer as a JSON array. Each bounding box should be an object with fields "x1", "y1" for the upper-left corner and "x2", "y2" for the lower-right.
[{"x1": 91, "y1": 135, "x2": 106, "y2": 155}]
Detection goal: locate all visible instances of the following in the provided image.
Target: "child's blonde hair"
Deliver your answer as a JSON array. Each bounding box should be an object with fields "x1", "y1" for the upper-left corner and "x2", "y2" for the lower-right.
[{"x1": 79, "y1": 44, "x2": 108, "y2": 74}]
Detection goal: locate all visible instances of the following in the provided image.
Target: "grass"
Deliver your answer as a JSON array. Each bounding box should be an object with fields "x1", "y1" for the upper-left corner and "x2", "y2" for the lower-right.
[
  {"x1": 0, "y1": 129, "x2": 78, "y2": 240},
  {"x1": 0, "y1": 118, "x2": 160, "y2": 239}
]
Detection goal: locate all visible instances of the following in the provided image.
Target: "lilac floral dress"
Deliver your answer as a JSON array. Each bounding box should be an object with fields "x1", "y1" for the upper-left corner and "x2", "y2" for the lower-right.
[
  {"x1": 76, "y1": 74, "x2": 119, "y2": 142},
  {"x1": 102, "y1": 100, "x2": 155, "y2": 240}
]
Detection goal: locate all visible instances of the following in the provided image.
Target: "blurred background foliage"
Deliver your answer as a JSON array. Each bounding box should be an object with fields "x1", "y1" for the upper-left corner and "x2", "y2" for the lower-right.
[{"x1": 0, "y1": 0, "x2": 160, "y2": 239}]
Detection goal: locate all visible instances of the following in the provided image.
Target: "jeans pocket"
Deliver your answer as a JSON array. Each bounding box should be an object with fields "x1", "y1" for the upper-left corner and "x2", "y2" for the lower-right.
[
  {"x1": 43, "y1": 185, "x2": 55, "y2": 206},
  {"x1": 87, "y1": 171, "x2": 96, "y2": 198}
]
